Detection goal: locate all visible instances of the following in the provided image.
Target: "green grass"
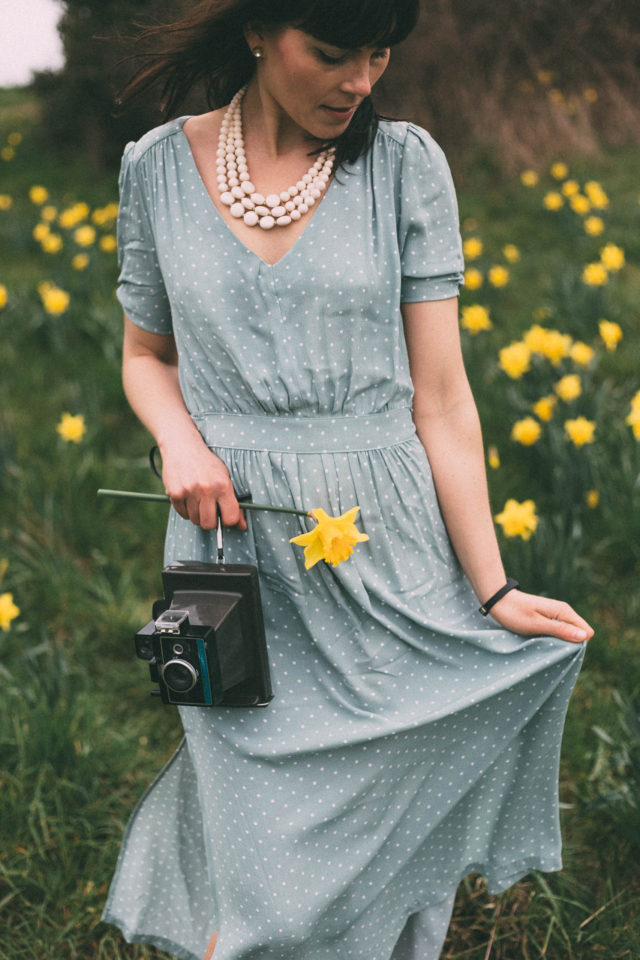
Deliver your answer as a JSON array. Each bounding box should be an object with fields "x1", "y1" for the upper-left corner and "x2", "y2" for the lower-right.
[{"x1": 1, "y1": 86, "x2": 639, "y2": 959}]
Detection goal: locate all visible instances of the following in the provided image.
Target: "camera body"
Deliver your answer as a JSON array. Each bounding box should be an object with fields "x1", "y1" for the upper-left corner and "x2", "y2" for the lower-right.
[{"x1": 135, "y1": 561, "x2": 273, "y2": 707}]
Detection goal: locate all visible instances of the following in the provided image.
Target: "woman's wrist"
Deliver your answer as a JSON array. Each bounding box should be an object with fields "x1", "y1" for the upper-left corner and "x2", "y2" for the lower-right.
[{"x1": 479, "y1": 578, "x2": 520, "y2": 616}]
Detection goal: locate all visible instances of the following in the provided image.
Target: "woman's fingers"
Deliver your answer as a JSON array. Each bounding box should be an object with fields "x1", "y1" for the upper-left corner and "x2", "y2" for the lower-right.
[
  {"x1": 162, "y1": 445, "x2": 247, "y2": 530},
  {"x1": 169, "y1": 482, "x2": 246, "y2": 531},
  {"x1": 490, "y1": 591, "x2": 594, "y2": 643},
  {"x1": 532, "y1": 596, "x2": 593, "y2": 642}
]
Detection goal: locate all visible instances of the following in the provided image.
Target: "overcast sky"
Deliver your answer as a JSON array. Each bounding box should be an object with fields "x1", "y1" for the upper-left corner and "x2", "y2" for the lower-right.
[{"x1": 1, "y1": 0, "x2": 64, "y2": 88}]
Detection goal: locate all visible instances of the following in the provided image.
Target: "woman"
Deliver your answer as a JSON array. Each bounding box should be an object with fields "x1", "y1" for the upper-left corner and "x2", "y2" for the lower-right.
[{"x1": 102, "y1": 1, "x2": 593, "y2": 958}]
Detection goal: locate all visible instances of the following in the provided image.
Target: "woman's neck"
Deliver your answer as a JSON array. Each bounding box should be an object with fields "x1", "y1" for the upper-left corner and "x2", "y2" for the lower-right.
[{"x1": 242, "y1": 80, "x2": 320, "y2": 161}]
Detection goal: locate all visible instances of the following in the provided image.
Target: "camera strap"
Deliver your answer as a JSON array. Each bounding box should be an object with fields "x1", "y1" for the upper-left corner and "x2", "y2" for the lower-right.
[{"x1": 217, "y1": 517, "x2": 225, "y2": 563}]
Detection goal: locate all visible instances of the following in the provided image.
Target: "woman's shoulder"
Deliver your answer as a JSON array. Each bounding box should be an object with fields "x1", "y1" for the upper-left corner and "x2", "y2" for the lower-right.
[
  {"x1": 372, "y1": 119, "x2": 454, "y2": 188},
  {"x1": 375, "y1": 119, "x2": 448, "y2": 163},
  {"x1": 122, "y1": 116, "x2": 191, "y2": 166}
]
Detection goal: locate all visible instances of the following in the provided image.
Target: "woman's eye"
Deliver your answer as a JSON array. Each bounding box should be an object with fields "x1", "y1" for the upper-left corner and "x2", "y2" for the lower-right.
[
  {"x1": 315, "y1": 49, "x2": 346, "y2": 65},
  {"x1": 372, "y1": 48, "x2": 389, "y2": 61}
]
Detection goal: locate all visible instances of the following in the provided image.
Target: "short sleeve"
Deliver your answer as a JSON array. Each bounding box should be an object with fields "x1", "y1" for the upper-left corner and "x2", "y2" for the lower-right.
[
  {"x1": 116, "y1": 142, "x2": 173, "y2": 334},
  {"x1": 398, "y1": 125, "x2": 465, "y2": 302}
]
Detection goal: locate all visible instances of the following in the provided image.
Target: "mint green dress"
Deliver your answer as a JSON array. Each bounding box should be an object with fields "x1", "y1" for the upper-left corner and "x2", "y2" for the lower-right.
[{"x1": 102, "y1": 117, "x2": 585, "y2": 960}]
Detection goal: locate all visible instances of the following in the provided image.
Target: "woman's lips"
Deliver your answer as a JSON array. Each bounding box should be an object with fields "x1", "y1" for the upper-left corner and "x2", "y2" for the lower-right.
[{"x1": 321, "y1": 104, "x2": 357, "y2": 119}]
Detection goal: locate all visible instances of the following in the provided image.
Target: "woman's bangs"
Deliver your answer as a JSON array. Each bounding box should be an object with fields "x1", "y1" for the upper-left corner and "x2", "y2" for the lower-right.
[{"x1": 294, "y1": 0, "x2": 418, "y2": 50}]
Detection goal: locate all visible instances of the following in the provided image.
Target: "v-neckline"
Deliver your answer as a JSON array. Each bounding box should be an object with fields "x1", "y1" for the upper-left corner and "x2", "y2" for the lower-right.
[{"x1": 178, "y1": 116, "x2": 336, "y2": 269}]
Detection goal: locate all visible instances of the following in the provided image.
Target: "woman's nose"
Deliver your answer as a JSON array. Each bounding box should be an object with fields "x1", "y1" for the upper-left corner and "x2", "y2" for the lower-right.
[{"x1": 340, "y1": 58, "x2": 373, "y2": 98}]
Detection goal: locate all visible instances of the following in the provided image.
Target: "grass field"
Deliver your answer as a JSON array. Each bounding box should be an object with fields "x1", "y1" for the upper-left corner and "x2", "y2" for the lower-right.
[{"x1": 1, "y1": 87, "x2": 639, "y2": 959}]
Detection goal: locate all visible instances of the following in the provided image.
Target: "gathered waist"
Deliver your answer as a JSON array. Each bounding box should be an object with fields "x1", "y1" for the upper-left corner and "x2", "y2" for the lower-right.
[{"x1": 191, "y1": 407, "x2": 416, "y2": 453}]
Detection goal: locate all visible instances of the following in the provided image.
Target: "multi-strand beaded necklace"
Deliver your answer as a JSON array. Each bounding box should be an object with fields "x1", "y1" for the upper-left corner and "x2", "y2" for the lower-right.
[{"x1": 217, "y1": 85, "x2": 336, "y2": 230}]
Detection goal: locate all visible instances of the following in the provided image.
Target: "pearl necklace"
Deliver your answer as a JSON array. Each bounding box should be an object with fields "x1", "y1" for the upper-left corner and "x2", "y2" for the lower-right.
[{"x1": 217, "y1": 85, "x2": 336, "y2": 230}]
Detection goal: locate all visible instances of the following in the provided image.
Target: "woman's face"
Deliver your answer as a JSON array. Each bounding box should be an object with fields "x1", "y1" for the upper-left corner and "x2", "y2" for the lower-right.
[{"x1": 245, "y1": 27, "x2": 390, "y2": 140}]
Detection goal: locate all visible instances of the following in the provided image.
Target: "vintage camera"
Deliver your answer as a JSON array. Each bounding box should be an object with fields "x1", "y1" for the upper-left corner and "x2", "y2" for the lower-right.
[{"x1": 135, "y1": 561, "x2": 273, "y2": 707}]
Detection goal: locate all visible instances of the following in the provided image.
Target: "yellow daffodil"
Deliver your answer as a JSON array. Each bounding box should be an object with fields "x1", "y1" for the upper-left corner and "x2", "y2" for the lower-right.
[
  {"x1": 0, "y1": 285, "x2": 7, "y2": 310},
  {"x1": 600, "y1": 243, "x2": 625, "y2": 272},
  {"x1": 494, "y1": 499, "x2": 539, "y2": 540},
  {"x1": 598, "y1": 319, "x2": 623, "y2": 351},
  {"x1": 583, "y1": 88, "x2": 598, "y2": 103},
  {"x1": 463, "y1": 268, "x2": 483, "y2": 290},
  {"x1": 582, "y1": 262, "x2": 608, "y2": 286},
  {"x1": 554, "y1": 374, "x2": 582, "y2": 402},
  {"x1": 570, "y1": 341, "x2": 595, "y2": 367},
  {"x1": 41, "y1": 232, "x2": 63, "y2": 254},
  {"x1": 56, "y1": 412, "x2": 86, "y2": 443},
  {"x1": 502, "y1": 244, "x2": 520, "y2": 263},
  {"x1": 59, "y1": 202, "x2": 90, "y2": 229},
  {"x1": 462, "y1": 236, "x2": 483, "y2": 260},
  {"x1": 626, "y1": 392, "x2": 640, "y2": 439},
  {"x1": 520, "y1": 170, "x2": 539, "y2": 187},
  {"x1": 488, "y1": 445, "x2": 500, "y2": 469},
  {"x1": 99, "y1": 234, "x2": 117, "y2": 252},
  {"x1": 523, "y1": 324, "x2": 549, "y2": 353},
  {"x1": 32, "y1": 222, "x2": 50, "y2": 242},
  {"x1": 0, "y1": 194, "x2": 12, "y2": 210},
  {"x1": 29, "y1": 185, "x2": 49, "y2": 205},
  {"x1": 1, "y1": 147, "x2": 15, "y2": 162},
  {"x1": 561, "y1": 180, "x2": 580, "y2": 197},
  {"x1": 461, "y1": 304, "x2": 492, "y2": 335},
  {"x1": 488, "y1": 265, "x2": 509, "y2": 287},
  {"x1": 570, "y1": 194, "x2": 591, "y2": 215},
  {"x1": 584, "y1": 216, "x2": 604, "y2": 236},
  {"x1": 7, "y1": 132, "x2": 22, "y2": 146},
  {"x1": 548, "y1": 88, "x2": 564, "y2": 104},
  {"x1": 498, "y1": 341, "x2": 531, "y2": 379},
  {"x1": 550, "y1": 162, "x2": 569, "y2": 180},
  {"x1": 523, "y1": 325, "x2": 572, "y2": 365},
  {"x1": 41, "y1": 204, "x2": 57, "y2": 222},
  {"x1": 511, "y1": 417, "x2": 542, "y2": 446},
  {"x1": 538, "y1": 70, "x2": 553, "y2": 85},
  {"x1": 544, "y1": 191, "x2": 564, "y2": 211},
  {"x1": 584, "y1": 181, "x2": 608, "y2": 208},
  {"x1": 0, "y1": 592, "x2": 20, "y2": 631},
  {"x1": 39, "y1": 283, "x2": 70, "y2": 315},
  {"x1": 290, "y1": 506, "x2": 369, "y2": 569},
  {"x1": 532, "y1": 395, "x2": 557, "y2": 422},
  {"x1": 74, "y1": 224, "x2": 96, "y2": 247},
  {"x1": 564, "y1": 417, "x2": 596, "y2": 447},
  {"x1": 585, "y1": 489, "x2": 599, "y2": 508},
  {"x1": 72, "y1": 253, "x2": 90, "y2": 271}
]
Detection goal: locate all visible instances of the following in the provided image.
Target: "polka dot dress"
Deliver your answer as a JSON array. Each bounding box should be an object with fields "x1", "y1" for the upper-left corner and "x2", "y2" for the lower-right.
[{"x1": 101, "y1": 118, "x2": 586, "y2": 960}]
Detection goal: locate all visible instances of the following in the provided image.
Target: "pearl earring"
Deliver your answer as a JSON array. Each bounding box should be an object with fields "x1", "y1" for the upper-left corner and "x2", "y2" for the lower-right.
[{"x1": 252, "y1": 47, "x2": 263, "y2": 59}]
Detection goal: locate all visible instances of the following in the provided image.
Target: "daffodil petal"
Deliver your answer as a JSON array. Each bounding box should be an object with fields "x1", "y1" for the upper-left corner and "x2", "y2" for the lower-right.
[{"x1": 302, "y1": 538, "x2": 326, "y2": 569}]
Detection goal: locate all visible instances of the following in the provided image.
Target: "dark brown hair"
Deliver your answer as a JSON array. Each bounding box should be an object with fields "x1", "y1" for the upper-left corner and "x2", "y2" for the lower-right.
[{"x1": 118, "y1": 0, "x2": 420, "y2": 165}]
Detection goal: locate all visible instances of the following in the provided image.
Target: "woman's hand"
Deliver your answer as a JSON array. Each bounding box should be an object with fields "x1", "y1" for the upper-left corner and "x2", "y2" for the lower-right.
[
  {"x1": 159, "y1": 435, "x2": 247, "y2": 531},
  {"x1": 488, "y1": 589, "x2": 593, "y2": 644}
]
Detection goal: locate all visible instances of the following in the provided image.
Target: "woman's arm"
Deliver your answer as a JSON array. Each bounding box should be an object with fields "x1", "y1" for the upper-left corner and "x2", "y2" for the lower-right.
[
  {"x1": 401, "y1": 298, "x2": 592, "y2": 643},
  {"x1": 122, "y1": 314, "x2": 246, "y2": 531}
]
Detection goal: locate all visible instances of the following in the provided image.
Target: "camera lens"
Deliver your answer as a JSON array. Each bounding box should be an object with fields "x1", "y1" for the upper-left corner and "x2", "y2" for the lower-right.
[{"x1": 162, "y1": 658, "x2": 198, "y2": 693}]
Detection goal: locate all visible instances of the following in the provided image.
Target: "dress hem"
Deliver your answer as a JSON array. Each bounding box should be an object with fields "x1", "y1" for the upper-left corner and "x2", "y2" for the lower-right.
[{"x1": 101, "y1": 855, "x2": 564, "y2": 960}]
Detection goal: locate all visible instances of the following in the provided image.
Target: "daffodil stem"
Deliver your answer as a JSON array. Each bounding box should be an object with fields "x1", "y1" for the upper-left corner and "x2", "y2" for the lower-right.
[{"x1": 97, "y1": 488, "x2": 312, "y2": 518}]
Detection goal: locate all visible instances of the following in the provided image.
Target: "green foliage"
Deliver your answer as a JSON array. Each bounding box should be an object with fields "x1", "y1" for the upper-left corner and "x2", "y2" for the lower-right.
[{"x1": 456, "y1": 159, "x2": 640, "y2": 604}]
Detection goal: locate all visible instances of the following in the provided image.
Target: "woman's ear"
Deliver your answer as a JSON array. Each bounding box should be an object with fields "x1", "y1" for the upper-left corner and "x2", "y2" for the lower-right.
[{"x1": 243, "y1": 22, "x2": 264, "y2": 55}]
